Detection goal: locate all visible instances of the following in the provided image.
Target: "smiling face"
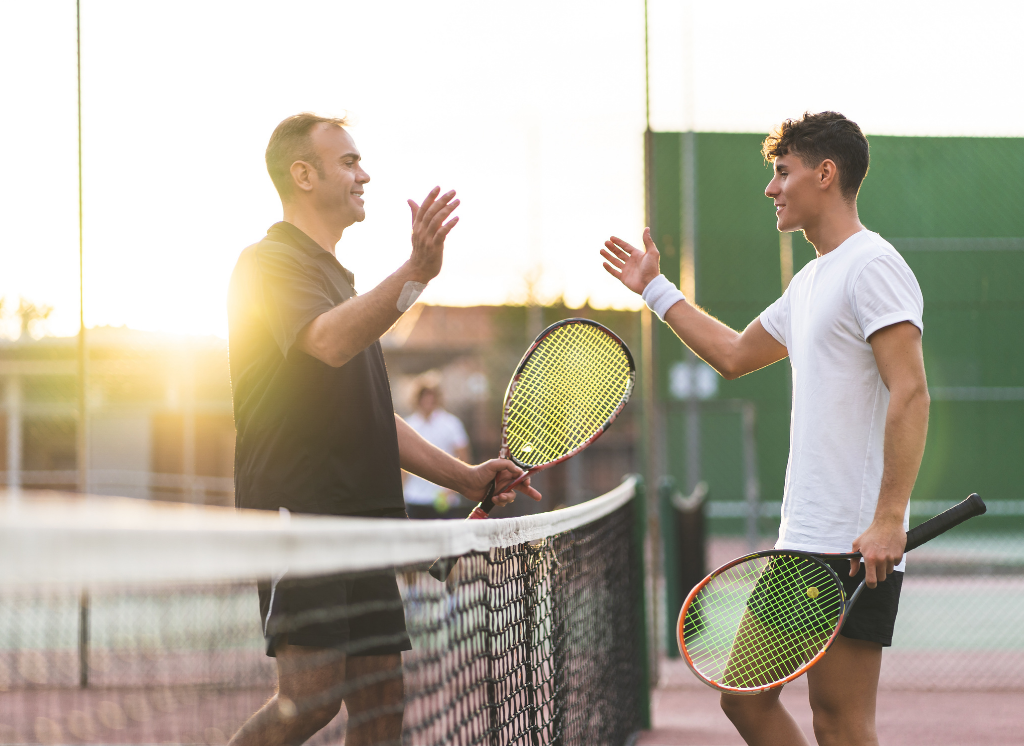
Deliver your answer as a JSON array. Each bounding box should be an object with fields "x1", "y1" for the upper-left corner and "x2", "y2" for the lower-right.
[
  {"x1": 764, "y1": 152, "x2": 826, "y2": 233},
  {"x1": 307, "y1": 124, "x2": 370, "y2": 228}
]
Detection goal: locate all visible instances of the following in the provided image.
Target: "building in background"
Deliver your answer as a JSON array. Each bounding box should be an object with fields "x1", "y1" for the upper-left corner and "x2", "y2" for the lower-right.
[
  {"x1": 0, "y1": 305, "x2": 641, "y2": 514},
  {"x1": 0, "y1": 327, "x2": 234, "y2": 504}
]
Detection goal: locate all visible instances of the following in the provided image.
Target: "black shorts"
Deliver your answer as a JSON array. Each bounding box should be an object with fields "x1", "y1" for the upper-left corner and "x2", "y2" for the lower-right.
[
  {"x1": 746, "y1": 554, "x2": 903, "y2": 648},
  {"x1": 823, "y1": 557, "x2": 903, "y2": 648},
  {"x1": 257, "y1": 507, "x2": 412, "y2": 658}
]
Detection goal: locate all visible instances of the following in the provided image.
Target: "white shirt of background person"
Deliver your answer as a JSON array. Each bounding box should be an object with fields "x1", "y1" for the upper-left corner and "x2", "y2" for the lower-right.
[{"x1": 403, "y1": 386, "x2": 470, "y2": 510}]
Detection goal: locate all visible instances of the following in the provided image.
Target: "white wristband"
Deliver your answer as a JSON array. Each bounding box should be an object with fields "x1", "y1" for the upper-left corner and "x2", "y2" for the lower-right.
[
  {"x1": 397, "y1": 281, "x2": 427, "y2": 312},
  {"x1": 641, "y1": 274, "x2": 686, "y2": 320}
]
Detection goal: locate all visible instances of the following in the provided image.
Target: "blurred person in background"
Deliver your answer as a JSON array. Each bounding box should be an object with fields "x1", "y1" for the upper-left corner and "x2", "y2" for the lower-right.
[{"x1": 403, "y1": 378, "x2": 471, "y2": 518}]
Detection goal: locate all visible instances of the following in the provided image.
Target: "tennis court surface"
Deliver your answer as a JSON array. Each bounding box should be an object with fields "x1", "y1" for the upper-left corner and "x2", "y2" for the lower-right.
[{"x1": 644, "y1": 535, "x2": 1024, "y2": 746}]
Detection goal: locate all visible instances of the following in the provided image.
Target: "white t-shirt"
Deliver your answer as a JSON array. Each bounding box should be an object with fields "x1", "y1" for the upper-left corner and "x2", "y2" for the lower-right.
[
  {"x1": 403, "y1": 409, "x2": 470, "y2": 505},
  {"x1": 759, "y1": 230, "x2": 924, "y2": 570}
]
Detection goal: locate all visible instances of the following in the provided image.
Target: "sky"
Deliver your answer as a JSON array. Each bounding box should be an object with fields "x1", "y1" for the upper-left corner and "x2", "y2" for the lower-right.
[{"x1": 1, "y1": 0, "x2": 1022, "y2": 338}]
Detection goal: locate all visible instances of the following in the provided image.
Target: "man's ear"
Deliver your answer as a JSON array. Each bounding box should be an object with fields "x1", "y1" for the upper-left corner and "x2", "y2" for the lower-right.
[
  {"x1": 289, "y1": 160, "x2": 316, "y2": 194},
  {"x1": 817, "y1": 158, "x2": 839, "y2": 191}
]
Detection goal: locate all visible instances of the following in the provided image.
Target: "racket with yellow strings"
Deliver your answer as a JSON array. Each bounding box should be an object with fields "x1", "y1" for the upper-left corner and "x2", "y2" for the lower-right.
[
  {"x1": 676, "y1": 493, "x2": 987, "y2": 693},
  {"x1": 428, "y1": 318, "x2": 635, "y2": 581}
]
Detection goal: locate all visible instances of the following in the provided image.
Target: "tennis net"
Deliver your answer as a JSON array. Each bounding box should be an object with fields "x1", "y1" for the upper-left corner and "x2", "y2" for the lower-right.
[{"x1": 0, "y1": 477, "x2": 648, "y2": 746}]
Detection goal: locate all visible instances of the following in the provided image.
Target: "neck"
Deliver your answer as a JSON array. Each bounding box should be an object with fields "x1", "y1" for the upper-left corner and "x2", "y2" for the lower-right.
[
  {"x1": 802, "y1": 202, "x2": 864, "y2": 258},
  {"x1": 281, "y1": 201, "x2": 346, "y2": 256}
]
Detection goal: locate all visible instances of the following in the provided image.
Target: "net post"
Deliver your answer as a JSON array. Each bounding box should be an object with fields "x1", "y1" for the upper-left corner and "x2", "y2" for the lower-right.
[
  {"x1": 631, "y1": 475, "x2": 653, "y2": 730},
  {"x1": 550, "y1": 548, "x2": 567, "y2": 746},
  {"x1": 78, "y1": 589, "x2": 89, "y2": 688},
  {"x1": 658, "y1": 476, "x2": 681, "y2": 658},
  {"x1": 486, "y1": 555, "x2": 500, "y2": 746},
  {"x1": 525, "y1": 543, "x2": 541, "y2": 746}
]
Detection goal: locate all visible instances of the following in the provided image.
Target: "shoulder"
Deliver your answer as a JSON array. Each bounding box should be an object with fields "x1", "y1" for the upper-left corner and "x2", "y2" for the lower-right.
[
  {"x1": 850, "y1": 231, "x2": 913, "y2": 274},
  {"x1": 852, "y1": 235, "x2": 919, "y2": 287},
  {"x1": 252, "y1": 236, "x2": 309, "y2": 265}
]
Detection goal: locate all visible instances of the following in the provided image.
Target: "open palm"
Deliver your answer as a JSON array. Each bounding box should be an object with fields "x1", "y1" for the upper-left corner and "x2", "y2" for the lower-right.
[{"x1": 600, "y1": 228, "x2": 662, "y2": 295}]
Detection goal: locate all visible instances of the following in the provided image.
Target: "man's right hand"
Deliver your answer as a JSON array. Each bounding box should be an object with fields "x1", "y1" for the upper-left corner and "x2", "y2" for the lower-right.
[
  {"x1": 600, "y1": 227, "x2": 662, "y2": 295},
  {"x1": 406, "y1": 187, "x2": 460, "y2": 283}
]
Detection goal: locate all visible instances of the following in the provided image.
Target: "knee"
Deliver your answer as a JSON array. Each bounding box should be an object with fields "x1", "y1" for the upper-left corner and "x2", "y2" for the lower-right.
[
  {"x1": 810, "y1": 699, "x2": 875, "y2": 746},
  {"x1": 720, "y1": 691, "x2": 774, "y2": 725},
  {"x1": 278, "y1": 694, "x2": 342, "y2": 736}
]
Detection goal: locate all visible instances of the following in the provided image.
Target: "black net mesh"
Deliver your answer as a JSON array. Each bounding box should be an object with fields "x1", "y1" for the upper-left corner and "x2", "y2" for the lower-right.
[{"x1": 0, "y1": 501, "x2": 645, "y2": 746}]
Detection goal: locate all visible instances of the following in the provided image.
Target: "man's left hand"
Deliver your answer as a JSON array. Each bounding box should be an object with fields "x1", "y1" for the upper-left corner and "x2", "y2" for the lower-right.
[
  {"x1": 851, "y1": 518, "x2": 907, "y2": 588},
  {"x1": 461, "y1": 459, "x2": 542, "y2": 509}
]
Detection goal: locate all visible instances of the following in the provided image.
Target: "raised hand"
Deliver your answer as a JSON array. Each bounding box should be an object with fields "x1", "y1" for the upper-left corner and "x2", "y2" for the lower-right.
[
  {"x1": 600, "y1": 227, "x2": 663, "y2": 295},
  {"x1": 407, "y1": 187, "x2": 460, "y2": 283}
]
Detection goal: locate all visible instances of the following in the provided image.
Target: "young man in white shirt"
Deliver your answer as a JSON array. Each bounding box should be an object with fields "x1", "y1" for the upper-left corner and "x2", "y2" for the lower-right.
[
  {"x1": 403, "y1": 382, "x2": 472, "y2": 517},
  {"x1": 600, "y1": 111, "x2": 929, "y2": 746}
]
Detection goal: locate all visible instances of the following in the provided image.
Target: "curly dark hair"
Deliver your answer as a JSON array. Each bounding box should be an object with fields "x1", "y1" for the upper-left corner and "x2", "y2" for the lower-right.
[
  {"x1": 762, "y1": 111, "x2": 869, "y2": 200},
  {"x1": 266, "y1": 112, "x2": 351, "y2": 199}
]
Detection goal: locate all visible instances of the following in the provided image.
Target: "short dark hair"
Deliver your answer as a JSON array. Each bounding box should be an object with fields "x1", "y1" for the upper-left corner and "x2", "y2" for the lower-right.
[
  {"x1": 266, "y1": 112, "x2": 350, "y2": 199},
  {"x1": 762, "y1": 111, "x2": 869, "y2": 200}
]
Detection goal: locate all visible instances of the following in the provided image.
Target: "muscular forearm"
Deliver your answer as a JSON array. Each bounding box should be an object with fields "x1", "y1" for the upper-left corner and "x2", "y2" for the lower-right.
[
  {"x1": 395, "y1": 415, "x2": 471, "y2": 493},
  {"x1": 662, "y1": 301, "x2": 787, "y2": 381},
  {"x1": 297, "y1": 263, "x2": 425, "y2": 367},
  {"x1": 875, "y1": 384, "x2": 930, "y2": 522},
  {"x1": 663, "y1": 301, "x2": 743, "y2": 377}
]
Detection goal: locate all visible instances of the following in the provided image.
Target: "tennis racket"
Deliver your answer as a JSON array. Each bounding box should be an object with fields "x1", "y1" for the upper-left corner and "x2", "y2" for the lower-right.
[
  {"x1": 677, "y1": 493, "x2": 987, "y2": 693},
  {"x1": 428, "y1": 318, "x2": 635, "y2": 581}
]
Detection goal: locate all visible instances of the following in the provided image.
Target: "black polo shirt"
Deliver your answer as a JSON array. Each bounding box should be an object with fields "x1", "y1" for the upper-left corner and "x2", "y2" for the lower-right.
[{"x1": 228, "y1": 221, "x2": 404, "y2": 516}]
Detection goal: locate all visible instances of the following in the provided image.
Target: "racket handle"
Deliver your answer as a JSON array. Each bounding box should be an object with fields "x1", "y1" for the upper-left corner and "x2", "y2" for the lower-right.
[
  {"x1": 476, "y1": 470, "x2": 530, "y2": 515},
  {"x1": 905, "y1": 493, "x2": 987, "y2": 552},
  {"x1": 476, "y1": 478, "x2": 498, "y2": 516},
  {"x1": 428, "y1": 479, "x2": 498, "y2": 581}
]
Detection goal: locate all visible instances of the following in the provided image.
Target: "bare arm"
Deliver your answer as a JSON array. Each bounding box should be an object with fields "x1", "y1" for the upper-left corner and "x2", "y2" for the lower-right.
[
  {"x1": 296, "y1": 187, "x2": 459, "y2": 367},
  {"x1": 601, "y1": 228, "x2": 787, "y2": 379},
  {"x1": 395, "y1": 415, "x2": 541, "y2": 509},
  {"x1": 851, "y1": 321, "x2": 930, "y2": 587}
]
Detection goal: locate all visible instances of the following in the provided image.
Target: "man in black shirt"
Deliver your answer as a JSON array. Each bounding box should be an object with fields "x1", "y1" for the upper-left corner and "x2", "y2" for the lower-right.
[{"x1": 227, "y1": 113, "x2": 540, "y2": 746}]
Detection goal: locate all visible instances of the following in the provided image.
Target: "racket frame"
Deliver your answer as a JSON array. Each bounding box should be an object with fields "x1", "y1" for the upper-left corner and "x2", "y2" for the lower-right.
[
  {"x1": 677, "y1": 493, "x2": 988, "y2": 693},
  {"x1": 471, "y1": 317, "x2": 636, "y2": 518},
  {"x1": 429, "y1": 318, "x2": 636, "y2": 581},
  {"x1": 677, "y1": 549, "x2": 849, "y2": 694}
]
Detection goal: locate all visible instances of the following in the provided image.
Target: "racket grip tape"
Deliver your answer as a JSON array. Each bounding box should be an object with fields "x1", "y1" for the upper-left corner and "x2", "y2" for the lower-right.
[
  {"x1": 905, "y1": 493, "x2": 986, "y2": 552},
  {"x1": 427, "y1": 479, "x2": 499, "y2": 581}
]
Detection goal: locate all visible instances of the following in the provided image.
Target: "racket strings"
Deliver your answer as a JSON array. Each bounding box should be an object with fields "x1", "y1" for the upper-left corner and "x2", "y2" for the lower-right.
[
  {"x1": 506, "y1": 323, "x2": 633, "y2": 467},
  {"x1": 682, "y1": 554, "x2": 843, "y2": 690}
]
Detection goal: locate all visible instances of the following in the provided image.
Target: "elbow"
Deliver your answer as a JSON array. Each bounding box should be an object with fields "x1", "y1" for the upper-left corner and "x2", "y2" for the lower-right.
[
  {"x1": 323, "y1": 349, "x2": 354, "y2": 368},
  {"x1": 891, "y1": 380, "x2": 930, "y2": 410},
  {"x1": 719, "y1": 365, "x2": 741, "y2": 381},
  {"x1": 717, "y1": 355, "x2": 743, "y2": 381},
  {"x1": 306, "y1": 339, "x2": 353, "y2": 368}
]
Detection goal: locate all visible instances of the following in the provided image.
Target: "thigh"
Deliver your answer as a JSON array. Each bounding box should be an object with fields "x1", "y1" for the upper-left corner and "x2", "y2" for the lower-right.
[
  {"x1": 275, "y1": 641, "x2": 347, "y2": 707},
  {"x1": 346, "y1": 653, "x2": 403, "y2": 701},
  {"x1": 807, "y1": 634, "x2": 881, "y2": 718}
]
